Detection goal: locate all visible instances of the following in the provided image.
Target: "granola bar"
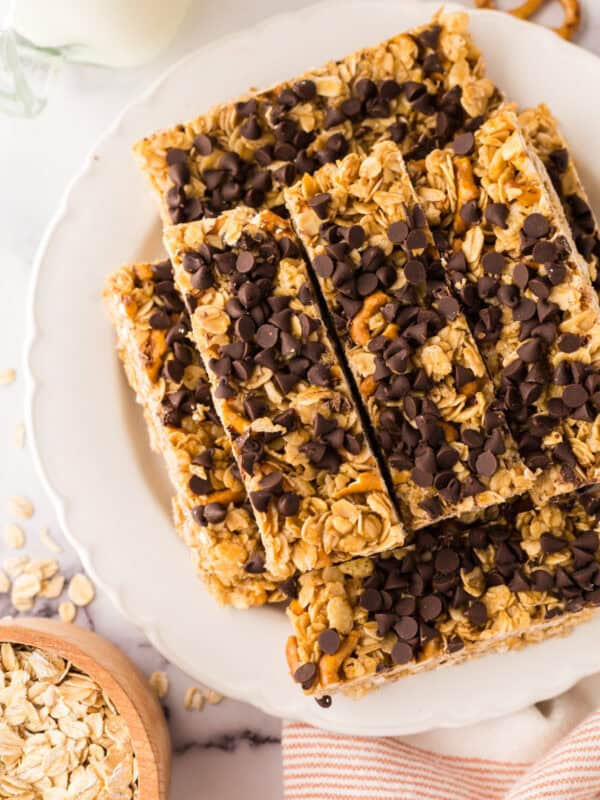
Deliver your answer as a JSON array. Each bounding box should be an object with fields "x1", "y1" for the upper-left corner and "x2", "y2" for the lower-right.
[
  {"x1": 104, "y1": 261, "x2": 282, "y2": 607},
  {"x1": 519, "y1": 104, "x2": 600, "y2": 288},
  {"x1": 286, "y1": 485, "x2": 600, "y2": 698},
  {"x1": 286, "y1": 140, "x2": 532, "y2": 527},
  {"x1": 410, "y1": 106, "x2": 600, "y2": 501},
  {"x1": 163, "y1": 207, "x2": 406, "y2": 579},
  {"x1": 133, "y1": 10, "x2": 499, "y2": 227}
]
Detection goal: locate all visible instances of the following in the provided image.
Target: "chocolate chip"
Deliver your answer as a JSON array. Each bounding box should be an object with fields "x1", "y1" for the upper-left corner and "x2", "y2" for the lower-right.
[
  {"x1": 149, "y1": 310, "x2": 171, "y2": 329},
  {"x1": 546, "y1": 262, "x2": 567, "y2": 285},
  {"x1": 532, "y1": 240, "x2": 558, "y2": 263},
  {"x1": 523, "y1": 213, "x2": 550, "y2": 239},
  {"x1": 558, "y1": 333, "x2": 585, "y2": 353},
  {"x1": 189, "y1": 475, "x2": 212, "y2": 495},
  {"x1": 308, "y1": 192, "x2": 331, "y2": 219},
  {"x1": 482, "y1": 251, "x2": 505, "y2": 275},
  {"x1": 388, "y1": 221, "x2": 410, "y2": 244},
  {"x1": 476, "y1": 450, "x2": 497, "y2": 477},
  {"x1": 316, "y1": 695, "x2": 332, "y2": 708},
  {"x1": 395, "y1": 616, "x2": 418, "y2": 640},
  {"x1": 204, "y1": 502, "x2": 227, "y2": 524},
  {"x1": 313, "y1": 254, "x2": 335, "y2": 278},
  {"x1": 404, "y1": 259, "x2": 426, "y2": 284},
  {"x1": 563, "y1": 384, "x2": 589, "y2": 408},
  {"x1": 360, "y1": 588, "x2": 382, "y2": 612},
  {"x1": 435, "y1": 548, "x2": 460, "y2": 574},
  {"x1": 466, "y1": 601, "x2": 487, "y2": 627},
  {"x1": 277, "y1": 492, "x2": 300, "y2": 517},
  {"x1": 391, "y1": 641, "x2": 413, "y2": 665},
  {"x1": 460, "y1": 201, "x2": 480, "y2": 225},
  {"x1": 294, "y1": 662, "x2": 317, "y2": 686},
  {"x1": 452, "y1": 132, "x2": 475, "y2": 156},
  {"x1": 419, "y1": 594, "x2": 443, "y2": 622},
  {"x1": 485, "y1": 203, "x2": 509, "y2": 229},
  {"x1": 406, "y1": 230, "x2": 428, "y2": 251},
  {"x1": 517, "y1": 338, "x2": 543, "y2": 362},
  {"x1": 318, "y1": 629, "x2": 341, "y2": 655}
]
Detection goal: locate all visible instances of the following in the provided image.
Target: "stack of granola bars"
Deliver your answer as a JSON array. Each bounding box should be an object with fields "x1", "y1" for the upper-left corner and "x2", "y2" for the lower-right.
[{"x1": 104, "y1": 9, "x2": 600, "y2": 701}]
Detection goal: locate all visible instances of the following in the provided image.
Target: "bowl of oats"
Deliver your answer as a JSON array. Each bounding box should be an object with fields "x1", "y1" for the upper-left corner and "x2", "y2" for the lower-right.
[{"x1": 0, "y1": 617, "x2": 171, "y2": 799}]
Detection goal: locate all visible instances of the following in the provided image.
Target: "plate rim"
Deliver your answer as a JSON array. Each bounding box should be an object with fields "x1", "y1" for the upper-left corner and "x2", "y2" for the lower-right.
[{"x1": 24, "y1": 0, "x2": 600, "y2": 736}]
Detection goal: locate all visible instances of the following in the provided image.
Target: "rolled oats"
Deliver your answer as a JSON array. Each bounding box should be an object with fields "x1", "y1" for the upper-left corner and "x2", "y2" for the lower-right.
[
  {"x1": 164, "y1": 208, "x2": 405, "y2": 579},
  {"x1": 104, "y1": 260, "x2": 283, "y2": 607},
  {"x1": 204, "y1": 688, "x2": 223, "y2": 705},
  {"x1": 3, "y1": 523, "x2": 25, "y2": 550},
  {"x1": 0, "y1": 644, "x2": 138, "y2": 798},
  {"x1": 0, "y1": 570, "x2": 9, "y2": 594},
  {"x1": 183, "y1": 686, "x2": 204, "y2": 711},
  {"x1": 286, "y1": 486, "x2": 600, "y2": 698},
  {"x1": 0, "y1": 368, "x2": 16, "y2": 386},
  {"x1": 67, "y1": 574, "x2": 95, "y2": 607},
  {"x1": 149, "y1": 671, "x2": 169, "y2": 699},
  {"x1": 58, "y1": 600, "x2": 77, "y2": 623},
  {"x1": 6, "y1": 496, "x2": 34, "y2": 520}
]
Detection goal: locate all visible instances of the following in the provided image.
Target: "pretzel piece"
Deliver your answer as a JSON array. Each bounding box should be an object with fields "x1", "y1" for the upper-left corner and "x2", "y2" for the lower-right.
[{"x1": 474, "y1": 0, "x2": 580, "y2": 39}]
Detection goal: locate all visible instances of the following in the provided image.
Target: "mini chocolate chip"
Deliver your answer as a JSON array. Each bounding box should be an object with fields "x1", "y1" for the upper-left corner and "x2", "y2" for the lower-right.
[
  {"x1": 395, "y1": 616, "x2": 418, "y2": 640},
  {"x1": 452, "y1": 132, "x2": 474, "y2": 155},
  {"x1": 277, "y1": 492, "x2": 300, "y2": 517},
  {"x1": 313, "y1": 254, "x2": 335, "y2": 278},
  {"x1": 466, "y1": 601, "x2": 487, "y2": 627},
  {"x1": 360, "y1": 588, "x2": 382, "y2": 612},
  {"x1": 419, "y1": 594, "x2": 443, "y2": 622},
  {"x1": 308, "y1": 192, "x2": 331, "y2": 219},
  {"x1": 294, "y1": 662, "x2": 317, "y2": 686},
  {"x1": 204, "y1": 502, "x2": 227, "y2": 524},
  {"x1": 558, "y1": 333, "x2": 585, "y2": 353},
  {"x1": 391, "y1": 641, "x2": 413, "y2": 665},
  {"x1": 149, "y1": 310, "x2": 171, "y2": 329},
  {"x1": 388, "y1": 220, "x2": 409, "y2": 244},
  {"x1": 482, "y1": 251, "x2": 505, "y2": 275},
  {"x1": 563, "y1": 384, "x2": 589, "y2": 408},
  {"x1": 189, "y1": 475, "x2": 212, "y2": 495},
  {"x1": 485, "y1": 203, "x2": 509, "y2": 229},
  {"x1": 318, "y1": 629, "x2": 341, "y2": 655},
  {"x1": 476, "y1": 450, "x2": 497, "y2": 477},
  {"x1": 523, "y1": 213, "x2": 550, "y2": 239},
  {"x1": 404, "y1": 259, "x2": 426, "y2": 284},
  {"x1": 533, "y1": 240, "x2": 558, "y2": 263},
  {"x1": 406, "y1": 230, "x2": 428, "y2": 251},
  {"x1": 460, "y1": 201, "x2": 480, "y2": 225}
]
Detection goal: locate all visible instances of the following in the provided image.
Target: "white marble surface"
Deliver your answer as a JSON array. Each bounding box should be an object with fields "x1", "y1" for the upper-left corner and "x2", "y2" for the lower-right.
[{"x1": 0, "y1": 2, "x2": 599, "y2": 798}]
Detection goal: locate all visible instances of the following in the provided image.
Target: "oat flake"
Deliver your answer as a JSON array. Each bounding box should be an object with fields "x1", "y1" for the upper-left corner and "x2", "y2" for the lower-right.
[{"x1": 68, "y1": 573, "x2": 95, "y2": 606}]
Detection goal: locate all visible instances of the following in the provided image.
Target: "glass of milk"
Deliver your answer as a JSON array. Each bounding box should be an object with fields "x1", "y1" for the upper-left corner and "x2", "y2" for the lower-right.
[{"x1": 0, "y1": 0, "x2": 191, "y2": 116}]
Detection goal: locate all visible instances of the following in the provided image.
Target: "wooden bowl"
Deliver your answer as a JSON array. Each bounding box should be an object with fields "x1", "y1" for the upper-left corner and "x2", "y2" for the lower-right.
[{"x1": 0, "y1": 617, "x2": 171, "y2": 799}]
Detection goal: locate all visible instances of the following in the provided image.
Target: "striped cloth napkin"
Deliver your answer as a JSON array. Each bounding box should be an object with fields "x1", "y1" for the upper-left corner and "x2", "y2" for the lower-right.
[{"x1": 283, "y1": 673, "x2": 600, "y2": 799}]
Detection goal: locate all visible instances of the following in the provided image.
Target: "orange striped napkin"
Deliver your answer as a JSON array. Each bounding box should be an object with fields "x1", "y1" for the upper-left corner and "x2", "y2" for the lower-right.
[{"x1": 283, "y1": 687, "x2": 600, "y2": 800}]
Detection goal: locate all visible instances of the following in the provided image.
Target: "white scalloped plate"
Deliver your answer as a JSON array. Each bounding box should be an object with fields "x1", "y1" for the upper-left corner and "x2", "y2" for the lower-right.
[{"x1": 26, "y1": 0, "x2": 600, "y2": 735}]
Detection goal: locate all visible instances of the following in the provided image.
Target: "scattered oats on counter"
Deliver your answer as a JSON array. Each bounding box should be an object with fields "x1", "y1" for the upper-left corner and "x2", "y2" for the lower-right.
[
  {"x1": 59, "y1": 600, "x2": 77, "y2": 623},
  {"x1": 6, "y1": 495, "x2": 34, "y2": 520},
  {"x1": 0, "y1": 570, "x2": 10, "y2": 594},
  {"x1": 0, "y1": 643, "x2": 138, "y2": 799},
  {"x1": 3, "y1": 522, "x2": 25, "y2": 550},
  {"x1": 204, "y1": 688, "x2": 223, "y2": 705},
  {"x1": 184, "y1": 686, "x2": 204, "y2": 712},
  {"x1": 149, "y1": 671, "x2": 169, "y2": 700},
  {"x1": 13, "y1": 422, "x2": 25, "y2": 449},
  {"x1": 68, "y1": 573, "x2": 95, "y2": 607},
  {"x1": 0, "y1": 368, "x2": 16, "y2": 386},
  {"x1": 39, "y1": 526, "x2": 63, "y2": 554}
]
